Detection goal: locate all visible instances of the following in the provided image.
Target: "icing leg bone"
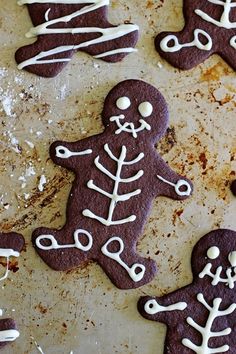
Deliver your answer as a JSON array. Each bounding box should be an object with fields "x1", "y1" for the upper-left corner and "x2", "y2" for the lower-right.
[
  {"x1": 15, "y1": 0, "x2": 139, "y2": 77},
  {"x1": 36, "y1": 229, "x2": 93, "y2": 252},
  {"x1": 101, "y1": 237, "x2": 146, "y2": 282}
]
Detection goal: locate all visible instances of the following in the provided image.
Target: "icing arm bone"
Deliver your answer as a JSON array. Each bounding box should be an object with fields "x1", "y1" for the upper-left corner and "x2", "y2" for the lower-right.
[
  {"x1": 138, "y1": 294, "x2": 187, "y2": 324},
  {"x1": 50, "y1": 140, "x2": 93, "y2": 170},
  {"x1": 155, "y1": 158, "x2": 193, "y2": 199}
]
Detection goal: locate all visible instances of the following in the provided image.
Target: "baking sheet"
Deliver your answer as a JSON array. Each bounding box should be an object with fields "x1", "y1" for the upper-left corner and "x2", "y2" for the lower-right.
[{"x1": 0, "y1": 0, "x2": 236, "y2": 353}]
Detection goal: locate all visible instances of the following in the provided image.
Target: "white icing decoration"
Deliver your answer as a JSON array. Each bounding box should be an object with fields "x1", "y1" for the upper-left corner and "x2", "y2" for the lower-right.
[
  {"x1": 195, "y1": 0, "x2": 236, "y2": 29},
  {"x1": 110, "y1": 114, "x2": 151, "y2": 138},
  {"x1": 0, "y1": 249, "x2": 20, "y2": 258},
  {"x1": 207, "y1": 246, "x2": 220, "y2": 260},
  {"x1": 160, "y1": 29, "x2": 213, "y2": 53},
  {"x1": 138, "y1": 102, "x2": 153, "y2": 118},
  {"x1": 144, "y1": 299, "x2": 187, "y2": 315},
  {"x1": 83, "y1": 144, "x2": 144, "y2": 226},
  {"x1": 45, "y1": 8, "x2": 51, "y2": 21},
  {"x1": 94, "y1": 47, "x2": 138, "y2": 59},
  {"x1": 116, "y1": 97, "x2": 131, "y2": 110},
  {"x1": 230, "y1": 35, "x2": 236, "y2": 49},
  {"x1": 0, "y1": 329, "x2": 20, "y2": 342},
  {"x1": 101, "y1": 236, "x2": 145, "y2": 282},
  {"x1": 156, "y1": 175, "x2": 192, "y2": 197},
  {"x1": 228, "y1": 251, "x2": 236, "y2": 267},
  {"x1": 17, "y1": 0, "x2": 139, "y2": 69},
  {"x1": 55, "y1": 145, "x2": 92, "y2": 158},
  {"x1": 182, "y1": 293, "x2": 236, "y2": 353},
  {"x1": 199, "y1": 262, "x2": 236, "y2": 289},
  {"x1": 0, "y1": 248, "x2": 20, "y2": 282},
  {"x1": 36, "y1": 229, "x2": 93, "y2": 251}
]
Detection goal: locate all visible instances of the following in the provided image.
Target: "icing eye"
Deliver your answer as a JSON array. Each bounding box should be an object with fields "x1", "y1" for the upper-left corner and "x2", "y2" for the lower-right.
[
  {"x1": 228, "y1": 251, "x2": 236, "y2": 267},
  {"x1": 138, "y1": 102, "x2": 153, "y2": 118},
  {"x1": 56, "y1": 146, "x2": 67, "y2": 157},
  {"x1": 116, "y1": 96, "x2": 131, "y2": 110},
  {"x1": 207, "y1": 246, "x2": 220, "y2": 260}
]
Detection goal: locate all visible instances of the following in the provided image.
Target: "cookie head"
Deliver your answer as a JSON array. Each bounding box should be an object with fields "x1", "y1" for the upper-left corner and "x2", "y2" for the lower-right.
[
  {"x1": 102, "y1": 80, "x2": 169, "y2": 142},
  {"x1": 191, "y1": 229, "x2": 236, "y2": 289}
]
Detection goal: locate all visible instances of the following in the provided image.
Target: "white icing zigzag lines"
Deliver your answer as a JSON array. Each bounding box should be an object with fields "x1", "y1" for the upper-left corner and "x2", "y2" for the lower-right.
[
  {"x1": 195, "y1": 0, "x2": 236, "y2": 29},
  {"x1": 17, "y1": 0, "x2": 139, "y2": 69},
  {"x1": 182, "y1": 293, "x2": 236, "y2": 354},
  {"x1": 83, "y1": 144, "x2": 144, "y2": 226}
]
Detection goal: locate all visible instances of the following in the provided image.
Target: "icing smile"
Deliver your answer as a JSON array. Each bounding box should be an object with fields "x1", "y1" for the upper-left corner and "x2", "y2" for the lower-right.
[
  {"x1": 199, "y1": 247, "x2": 236, "y2": 289},
  {"x1": 110, "y1": 114, "x2": 151, "y2": 138},
  {"x1": 199, "y1": 263, "x2": 236, "y2": 289}
]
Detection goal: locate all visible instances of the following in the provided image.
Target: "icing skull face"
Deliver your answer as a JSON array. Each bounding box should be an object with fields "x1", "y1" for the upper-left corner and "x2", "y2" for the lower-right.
[
  {"x1": 110, "y1": 96, "x2": 153, "y2": 138},
  {"x1": 192, "y1": 229, "x2": 236, "y2": 289},
  {"x1": 102, "y1": 80, "x2": 168, "y2": 142}
]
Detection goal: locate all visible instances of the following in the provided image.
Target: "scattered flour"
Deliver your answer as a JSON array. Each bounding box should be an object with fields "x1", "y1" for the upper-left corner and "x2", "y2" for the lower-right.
[{"x1": 38, "y1": 175, "x2": 47, "y2": 192}]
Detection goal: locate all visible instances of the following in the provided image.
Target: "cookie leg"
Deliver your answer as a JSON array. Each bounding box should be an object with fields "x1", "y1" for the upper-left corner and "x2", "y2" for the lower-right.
[
  {"x1": 0, "y1": 318, "x2": 19, "y2": 349},
  {"x1": 32, "y1": 227, "x2": 93, "y2": 271},
  {"x1": 98, "y1": 236, "x2": 157, "y2": 289},
  {"x1": 155, "y1": 29, "x2": 212, "y2": 70},
  {"x1": 15, "y1": 38, "x2": 74, "y2": 78}
]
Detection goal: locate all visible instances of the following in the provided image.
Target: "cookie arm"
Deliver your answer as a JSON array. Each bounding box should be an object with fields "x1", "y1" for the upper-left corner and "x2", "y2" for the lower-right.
[
  {"x1": 138, "y1": 294, "x2": 187, "y2": 325},
  {"x1": 154, "y1": 157, "x2": 193, "y2": 200},
  {"x1": 49, "y1": 138, "x2": 93, "y2": 170}
]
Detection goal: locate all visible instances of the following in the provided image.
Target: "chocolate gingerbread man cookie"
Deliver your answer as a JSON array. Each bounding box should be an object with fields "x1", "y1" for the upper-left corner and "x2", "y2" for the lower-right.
[
  {"x1": 32, "y1": 79, "x2": 193, "y2": 289},
  {"x1": 155, "y1": 1, "x2": 236, "y2": 70},
  {"x1": 138, "y1": 229, "x2": 236, "y2": 354},
  {"x1": 16, "y1": 0, "x2": 139, "y2": 77}
]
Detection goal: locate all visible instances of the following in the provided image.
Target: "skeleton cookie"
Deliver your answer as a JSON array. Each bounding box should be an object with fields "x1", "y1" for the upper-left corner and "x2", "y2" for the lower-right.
[
  {"x1": 138, "y1": 229, "x2": 236, "y2": 354},
  {"x1": 15, "y1": 0, "x2": 139, "y2": 77},
  {"x1": 0, "y1": 232, "x2": 24, "y2": 349},
  {"x1": 32, "y1": 79, "x2": 192, "y2": 289},
  {"x1": 155, "y1": 0, "x2": 236, "y2": 70}
]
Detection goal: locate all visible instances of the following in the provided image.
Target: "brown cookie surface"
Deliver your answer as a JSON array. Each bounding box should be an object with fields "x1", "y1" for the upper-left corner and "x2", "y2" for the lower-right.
[
  {"x1": 155, "y1": 1, "x2": 236, "y2": 70},
  {"x1": 32, "y1": 79, "x2": 193, "y2": 289},
  {"x1": 15, "y1": 0, "x2": 139, "y2": 77},
  {"x1": 138, "y1": 229, "x2": 236, "y2": 353}
]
